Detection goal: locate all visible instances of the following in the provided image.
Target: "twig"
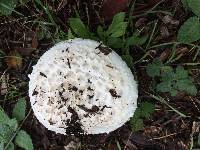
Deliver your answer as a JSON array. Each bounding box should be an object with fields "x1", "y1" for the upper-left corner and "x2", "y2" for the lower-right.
[{"x1": 123, "y1": 131, "x2": 133, "y2": 150}]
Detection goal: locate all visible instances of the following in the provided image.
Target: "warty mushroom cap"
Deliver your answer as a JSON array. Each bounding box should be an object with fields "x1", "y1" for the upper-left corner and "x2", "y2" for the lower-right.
[{"x1": 29, "y1": 38, "x2": 138, "y2": 134}]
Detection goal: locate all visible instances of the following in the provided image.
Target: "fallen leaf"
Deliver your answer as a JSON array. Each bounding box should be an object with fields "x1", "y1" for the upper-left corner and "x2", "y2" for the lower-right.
[
  {"x1": 5, "y1": 51, "x2": 22, "y2": 69},
  {"x1": 16, "y1": 47, "x2": 34, "y2": 56},
  {"x1": 101, "y1": 0, "x2": 130, "y2": 21},
  {"x1": 32, "y1": 32, "x2": 38, "y2": 49},
  {"x1": 159, "y1": 48, "x2": 171, "y2": 61}
]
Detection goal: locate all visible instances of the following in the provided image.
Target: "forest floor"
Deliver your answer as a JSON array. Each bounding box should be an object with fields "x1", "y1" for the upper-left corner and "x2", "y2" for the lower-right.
[{"x1": 0, "y1": 0, "x2": 200, "y2": 150}]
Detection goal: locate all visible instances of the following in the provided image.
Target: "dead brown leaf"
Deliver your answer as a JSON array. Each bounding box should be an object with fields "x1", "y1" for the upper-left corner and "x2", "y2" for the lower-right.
[
  {"x1": 101, "y1": 0, "x2": 130, "y2": 21},
  {"x1": 5, "y1": 51, "x2": 22, "y2": 69}
]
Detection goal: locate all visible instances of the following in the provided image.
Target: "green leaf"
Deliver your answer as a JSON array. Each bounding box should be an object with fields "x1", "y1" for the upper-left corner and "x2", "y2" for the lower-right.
[
  {"x1": 107, "y1": 37, "x2": 124, "y2": 48},
  {"x1": 130, "y1": 118, "x2": 144, "y2": 132},
  {"x1": 140, "y1": 102, "x2": 155, "y2": 118},
  {"x1": 126, "y1": 33, "x2": 148, "y2": 47},
  {"x1": 12, "y1": 98, "x2": 26, "y2": 122},
  {"x1": 161, "y1": 69, "x2": 174, "y2": 81},
  {"x1": 176, "y1": 79, "x2": 197, "y2": 95},
  {"x1": 122, "y1": 55, "x2": 133, "y2": 67},
  {"x1": 97, "y1": 25, "x2": 105, "y2": 41},
  {"x1": 177, "y1": 17, "x2": 200, "y2": 43},
  {"x1": 187, "y1": 0, "x2": 200, "y2": 16},
  {"x1": 15, "y1": 130, "x2": 33, "y2": 150},
  {"x1": 107, "y1": 12, "x2": 126, "y2": 34},
  {"x1": 69, "y1": 18, "x2": 90, "y2": 38},
  {"x1": 108, "y1": 22, "x2": 128, "y2": 37},
  {"x1": 0, "y1": 0, "x2": 18, "y2": 16},
  {"x1": 198, "y1": 133, "x2": 200, "y2": 145},
  {"x1": 7, "y1": 142, "x2": 14, "y2": 150},
  {"x1": 7, "y1": 118, "x2": 18, "y2": 131},
  {"x1": 146, "y1": 59, "x2": 163, "y2": 77},
  {"x1": 181, "y1": 0, "x2": 189, "y2": 8},
  {"x1": 0, "y1": 142, "x2": 4, "y2": 150},
  {"x1": 0, "y1": 106, "x2": 9, "y2": 123},
  {"x1": 0, "y1": 123, "x2": 13, "y2": 143},
  {"x1": 67, "y1": 29, "x2": 75, "y2": 40},
  {"x1": 156, "y1": 80, "x2": 173, "y2": 92},
  {"x1": 175, "y1": 66, "x2": 188, "y2": 79}
]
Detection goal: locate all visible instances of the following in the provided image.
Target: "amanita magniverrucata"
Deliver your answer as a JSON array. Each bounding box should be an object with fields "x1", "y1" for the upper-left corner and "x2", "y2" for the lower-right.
[{"x1": 29, "y1": 38, "x2": 138, "y2": 135}]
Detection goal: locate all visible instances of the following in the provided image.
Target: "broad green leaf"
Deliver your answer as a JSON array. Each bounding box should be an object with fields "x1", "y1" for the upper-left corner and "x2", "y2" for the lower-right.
[
  {"x1": 122, "y1": 55, "x2": 133, "y2": 67},
  {"x1": 140, "y1": 102, "x2": 155, "y2": 118},
  {"x1": 176, "y1": 79, "x2": 197, "y2": 95},
  {"x1": 156, "y1": 80, "x2": 173, "y2": 93},
  {"x1": 130, "y1": 118, "x2": 143, "y2": 132},
  {"x1": 161, "y1": 69, "x2": 174, "y2": 81},
  {"x1": 175, "y1": 66, "x2": 188, "y2": 79},
  {"x1": 0, "y1": 0, "x2": 18, "y2": 16},
  {"x1": 0, "y1": 123, "x2": 13, "y2": 143},
  {"x1": 0, "y1": 106, "x2": 9, "y2": 122},
  {"x1": 107, "y1": 37, "x2": 124, "y2": 48},
  {"x1": 109, "y1": 22, "x2": 128, "y2": 37},
  {"x1": 177, "y1": 17, "x2": 200, "y2": 43},
  {"x1": 7, "y1": 142, "x2": 14, "y2": 150},
  {"x1": 107, "y1": 12, "x2": 126, "y2": 34},
  {"x1": 69, "y1": 18, "x2": 90, "y2": 38},
  {"x1": 7, "y1": 118, "x2": 18, "y2": 131},
  {"x1": 12, "y1": 98, "x2": 26, "y2": 122},
  {"x1": 181, "y1": 0, "x2": 189, "y2": 8},
  {"x1": 15, "y1": 130, "x2": 33, "y2": 150},
  {"x1": 126, "y1": 33, "x2": 148, "y2": 47},
  {"x1": 187, "y1": 0, "x2": 200, "y2": 17},
  {"x1": 146, "y1": 59, "x2": 163, "y2": 77}
]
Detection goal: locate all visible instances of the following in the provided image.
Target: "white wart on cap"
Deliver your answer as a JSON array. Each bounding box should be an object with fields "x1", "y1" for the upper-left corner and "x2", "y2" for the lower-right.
[{"x1": 29, "y1": 38, "x2": 138, "y2": 135}]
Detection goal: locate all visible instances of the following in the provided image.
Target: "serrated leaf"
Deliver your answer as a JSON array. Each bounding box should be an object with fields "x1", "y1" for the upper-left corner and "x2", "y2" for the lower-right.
[
  {"x1": 187, "y1": 0, "x2": 200, "y2": 16},
  {"x1": 12, "y1": 98, "x2": 26, "y2": 122},
  {"x1": 176, "y1": 79, "x2": 197, "y2": 95},
  {"x1": 175, "y1": 66, "x2": 188, "y2": 79},
  {"x1": 122, "y1": 55, "x2": 133, "y2": 67},
  {"x1": 140, "y1": 102, "x2": 155, "y2": 118},
  {"x1": 126, "y1": 33, "x2": 148, "y2": 47},
  {"x1": 146, "y1": 59, "x2": 163, "y2": 77},
  {"x1": 161, "y1": 69, "x2": 174, "y2": 81},
  {"x1": 69, "y1": 18, "x2": 91, "y2": 38},
  {"x1": 15, "y1": 130, "x2": 33, "y2": 150},
  {"x1": 177, "y1": 17, "x2": 200, "y2": 43},
  {"x1": 156, "y1": 80, "x2": 173, "y2": 93},
  {"x1": 107, "y1": 12, "x2": 125, "y2": 34}
]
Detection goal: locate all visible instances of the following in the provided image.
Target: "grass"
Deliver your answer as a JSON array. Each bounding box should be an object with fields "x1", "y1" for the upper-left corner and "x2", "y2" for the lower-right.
[{"x1": 0, "y1": 0, "x2": 199, "y2": 149}]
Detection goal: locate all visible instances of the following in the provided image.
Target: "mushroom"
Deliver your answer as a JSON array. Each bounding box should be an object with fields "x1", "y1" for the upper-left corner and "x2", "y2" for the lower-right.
[{"x1": 29, "y1": 38, "x2": 138, "y2": 135}]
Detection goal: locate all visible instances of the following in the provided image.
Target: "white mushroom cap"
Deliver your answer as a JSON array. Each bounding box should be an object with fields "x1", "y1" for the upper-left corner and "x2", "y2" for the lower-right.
[{"x1": 29, "y1": 38, "x2": 138, "y2": 135}]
